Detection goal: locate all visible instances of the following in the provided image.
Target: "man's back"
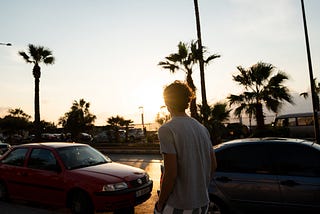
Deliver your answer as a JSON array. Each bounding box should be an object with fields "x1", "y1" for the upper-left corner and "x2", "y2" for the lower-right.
[{"x1": 159, "y1": 116, "x2": 212, "y2": 209}]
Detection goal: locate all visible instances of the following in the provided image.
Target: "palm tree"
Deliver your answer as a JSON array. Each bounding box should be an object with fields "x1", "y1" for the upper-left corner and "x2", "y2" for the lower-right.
[
  {"x1": 300, "y1": 78, "x2": 320, "y2": 111},
  {"x1": 228, "y1": 62, "x2": 293, "y2": 129},
  {"x1": 19, "y1": 44, "x2": 55, "y2": 141},
  {"x1": 59, "y1": 99, "x2": 96, "y2": 140},
  {"x1": 119, "y1": 119, "x2": 134, "y2": 142},
  {"x1": 107, "y1": 116, "x2": 125, "y2": 142},
  {"x1": 199, "y1": 102, "x2": 230, "y2": 145},
  {"x1": 228, "y1": 93, "x2": 256, "y2": 129},
  {"x1": 158, "y1": 41, "x2": 220, "y2": 121},
  {"x1": 193, "y1": 0, "x2": 207, "y2": 123}
]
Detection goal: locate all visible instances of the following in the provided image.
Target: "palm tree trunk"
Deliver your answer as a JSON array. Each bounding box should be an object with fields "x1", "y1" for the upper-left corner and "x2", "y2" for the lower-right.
[
  {"x1": 193, "y1": 0, "x2": 208, "y2": 125},
  {"x1": 33, "y1": 64, "x2": 41, "y2": 141},
  {"x1": 255, "y1": 103, "x2": 264, "y2": 129},
  {"x1": 186, "y1": 72, "x2": 199, "y2": 121}
]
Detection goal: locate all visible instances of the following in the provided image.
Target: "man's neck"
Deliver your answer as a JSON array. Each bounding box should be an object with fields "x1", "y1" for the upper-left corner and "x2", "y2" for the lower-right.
[{"x1": 170, "y1": 111, "x2": 188, "y2": 117}]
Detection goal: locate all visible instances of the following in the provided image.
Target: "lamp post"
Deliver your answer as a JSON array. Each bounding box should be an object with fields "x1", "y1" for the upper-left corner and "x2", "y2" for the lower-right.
[
  {"x1": 0, "y1": 43, "x2": 12, "y2": 46},
  {"x1": 139, "y1": 106, "x2": 145, "y2": 133},
  {"x1": 300, "y1": 0, "x2": 320, "y2": 144}
]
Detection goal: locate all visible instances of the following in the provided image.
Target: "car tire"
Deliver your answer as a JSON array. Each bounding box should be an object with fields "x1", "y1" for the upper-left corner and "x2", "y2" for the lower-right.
[
  {"x1": 70, "y1": 191, "x2": 94, "y2": 214},
  {"x1": 208, "y1": 196, "x2": 229, "y2": 214},
  {"x1": 0, "y1": 181, "x2": 9, "y2": 201}
]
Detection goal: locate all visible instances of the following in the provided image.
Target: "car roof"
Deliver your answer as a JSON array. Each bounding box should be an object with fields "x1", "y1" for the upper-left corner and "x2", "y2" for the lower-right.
[
  {"x1": 275, "y1": 112, "x2": 317, "y2": 119},
  {"x1": 214, "y1": 137, "x2": 320, "y2": 151},
  {"x1": 13, "y1": 142, "x2": 87, "y2": 149}
]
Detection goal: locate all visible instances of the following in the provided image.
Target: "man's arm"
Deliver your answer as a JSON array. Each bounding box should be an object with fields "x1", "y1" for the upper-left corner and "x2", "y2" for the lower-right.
[{"x1": 157, "y1": 153, "x2": 177, "y2": 211}]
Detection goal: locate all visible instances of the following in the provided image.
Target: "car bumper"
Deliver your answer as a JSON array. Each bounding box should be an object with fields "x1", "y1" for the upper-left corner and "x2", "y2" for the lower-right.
[{"x1": 93, "y1": 180, "x2": 153, "y2": 211}]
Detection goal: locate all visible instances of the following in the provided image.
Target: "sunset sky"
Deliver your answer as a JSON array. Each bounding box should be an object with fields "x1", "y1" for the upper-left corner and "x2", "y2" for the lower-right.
[{"x1": 1, "y1": 0, "x2": 320, "y2": 127}]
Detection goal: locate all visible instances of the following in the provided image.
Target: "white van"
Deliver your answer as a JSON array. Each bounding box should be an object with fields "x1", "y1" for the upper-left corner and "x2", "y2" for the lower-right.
[{"x1": 274, "y1": 112, "x2": 319, "y2": 140}]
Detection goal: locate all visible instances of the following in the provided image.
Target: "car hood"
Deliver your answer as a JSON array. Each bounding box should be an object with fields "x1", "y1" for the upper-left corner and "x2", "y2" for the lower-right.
[{"x1": 74, "y1": 162, "x2": 145, "y2": 181}]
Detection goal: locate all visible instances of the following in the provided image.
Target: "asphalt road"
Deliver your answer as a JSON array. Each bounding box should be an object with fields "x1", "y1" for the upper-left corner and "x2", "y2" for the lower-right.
[{"x1": 0, "y1": 154, "x2": 163, "y2": 214}]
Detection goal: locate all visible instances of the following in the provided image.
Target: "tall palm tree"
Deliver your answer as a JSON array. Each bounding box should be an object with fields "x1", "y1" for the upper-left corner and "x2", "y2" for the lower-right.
[
  {"x1": 19, "y1": 44, "x2": 55, "y2": 141},
  {"x1": 228, "y1": 62, "x2": 293, "y2": 129},
  {"x1": 158, "y1": 41, "x2": 220, "y2": 121},
  {"x1": 193, "y1": 0, "x2": 207, "y2": 123}
]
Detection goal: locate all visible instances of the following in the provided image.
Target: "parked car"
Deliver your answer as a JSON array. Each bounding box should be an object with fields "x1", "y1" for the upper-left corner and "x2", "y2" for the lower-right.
[
  {"x1": 0, "y1": 142, "x2": 153, "y2": 214},
  {"x1": 78, "y1": 132, "x2": 93, "y2": 144},
  {"x1": 208, "y1": 138, "x2": 320, "y2": 214},
  {"x1": 126, "y1": 128, "x2": 145, "y2": 142},
  {"x1": 93, "y1": 131, "x2": 111, "y2": 143},
  {"x1": 0, "y1": 142, "x2": 11, "y2": 155},
  {"x1": 224, "y1": 123, "x2": 250, "y2": 139}
]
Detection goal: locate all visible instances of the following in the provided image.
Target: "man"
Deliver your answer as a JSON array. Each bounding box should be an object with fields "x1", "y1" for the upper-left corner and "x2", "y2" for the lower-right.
[{"x1": 155, "y1": 81, "x2": 217, "y2": 214}]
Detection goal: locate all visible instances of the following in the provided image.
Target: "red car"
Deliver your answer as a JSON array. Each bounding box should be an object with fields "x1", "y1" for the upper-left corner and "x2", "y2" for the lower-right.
[{"x1": 0, "y1": 142, "x2": 153, "y2": 214}]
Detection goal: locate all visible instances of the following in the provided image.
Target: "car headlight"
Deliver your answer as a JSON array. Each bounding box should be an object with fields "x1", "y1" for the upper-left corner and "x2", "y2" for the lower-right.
[{"x1": 102, "y1": 182, "x2": 128, "y2": 191}]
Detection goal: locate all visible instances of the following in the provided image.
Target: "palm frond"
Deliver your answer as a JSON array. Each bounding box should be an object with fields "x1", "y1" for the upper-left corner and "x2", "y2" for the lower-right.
[{"x1": 18, "y1": 51, "x2": 33, "y2": 63}]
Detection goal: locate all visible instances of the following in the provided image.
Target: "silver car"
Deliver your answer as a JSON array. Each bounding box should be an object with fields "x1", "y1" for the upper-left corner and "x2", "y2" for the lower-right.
[{"x1": 209, "y1": 138, "x2": 320, "y2": 214}]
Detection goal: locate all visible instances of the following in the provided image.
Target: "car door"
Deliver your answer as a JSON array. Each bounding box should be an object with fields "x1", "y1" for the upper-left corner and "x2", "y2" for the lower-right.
[
  {"x1": 0, "y1": 148, "x2": 30, "y2": 200},
  {"x1": 214, "y1": 144, "x2": 281, "y2": 210},
  {"x1": 23, "y1": 148, "x2": 66, "y2": 206},
  {"x1": 271, "y1": 143, "x2": 320, "y2": 211}
]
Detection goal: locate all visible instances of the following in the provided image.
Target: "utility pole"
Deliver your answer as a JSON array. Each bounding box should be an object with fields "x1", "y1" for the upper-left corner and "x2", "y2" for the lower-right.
[{"x1": 300, "y1": 0, "x2": 320, "y2": 144}]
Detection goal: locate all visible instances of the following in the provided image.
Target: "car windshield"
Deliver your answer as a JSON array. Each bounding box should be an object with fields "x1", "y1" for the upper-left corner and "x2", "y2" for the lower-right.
[{"x1": 56, "y1": 145, "x2": 111, "y2": 170}]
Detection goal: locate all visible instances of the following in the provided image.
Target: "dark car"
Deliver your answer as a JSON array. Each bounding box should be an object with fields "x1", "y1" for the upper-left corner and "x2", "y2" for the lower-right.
[
  {"x1": 208, "y1": 138, "x2": 320, "y2": 214},
  {"x1": 0, "y1": 142, "x2": 153, "y2": 214},
  {"x1": 0, "y1": 142, "x2": 11, "y2": 155}
]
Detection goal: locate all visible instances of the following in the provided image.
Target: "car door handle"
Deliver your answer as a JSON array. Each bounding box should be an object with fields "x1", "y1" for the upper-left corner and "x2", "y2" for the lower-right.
[
  {"x1": 280, "y1": 180, "x2": 300, "y2": 187},
  {"x1": 215, "y1": 176, "x2": 232, "y2": 183}
]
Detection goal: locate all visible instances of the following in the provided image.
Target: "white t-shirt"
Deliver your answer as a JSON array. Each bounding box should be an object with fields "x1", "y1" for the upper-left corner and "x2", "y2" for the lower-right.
[{"x1": 158, "y1": 116, "x2": 213, "y2": 210}]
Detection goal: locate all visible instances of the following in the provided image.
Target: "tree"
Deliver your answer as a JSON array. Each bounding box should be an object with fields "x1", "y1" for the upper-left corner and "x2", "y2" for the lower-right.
[
  {"x1": 300, "y1": 78, "x2": 320, "y2": 110},
  {"x1": 228, "y1": 62, "x2": 293, "y2": 129},
  {"x1": 59, "y1": 99, "x2": 96, "y2": 141},
  {"x1": 158, "y1": 41, "x2": 220, "y2": 121},
  {"x1": 107, "y1": 116, "x2": 126, "y2": 142},
  {"x1": 120, "y1": 119, "x2": 134, "y2": 142},
  {"x1": 0, "y1": 108, "x2": 32, "y2": 142},
  {"x1": 19, "y1": 44, "x2": 55, "y2": 141},
  {"x1": 199, "y1": 102, "x2": 230, "y2": 145}
]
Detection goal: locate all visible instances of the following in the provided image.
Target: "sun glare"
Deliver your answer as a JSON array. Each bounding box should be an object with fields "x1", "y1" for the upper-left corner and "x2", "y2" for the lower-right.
[{"x1": 131, "y1": 83, "x2": 165, "y2": 123}]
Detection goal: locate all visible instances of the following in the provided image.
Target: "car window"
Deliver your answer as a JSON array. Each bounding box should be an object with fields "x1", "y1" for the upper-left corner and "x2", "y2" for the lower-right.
[
  {"x1": 270, "y1": 144, "x2": 320, "y2": 177},
  {"x1": 216, "y1": 144, "x2": 272, "y2": 174},
  {"x1": 1, "y1": 148, "x2": 28, "y2": 166},
  {"x1": 57, "y1": 146, "x2": 111, "y2": 170},
  {"x1": 27, "y1": 148, "x2": 59, "y2": 171}
]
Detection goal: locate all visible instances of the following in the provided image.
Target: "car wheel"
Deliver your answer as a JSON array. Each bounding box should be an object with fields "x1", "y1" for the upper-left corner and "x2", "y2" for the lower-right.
[
  {"x1": 0, "y1": 181, "x2": 9, "y2": 201},
  {"x1": 114, "y1": 206, "x2": 135, "y2": 214},
  {"x1": 70, "y1": 191, "x2": 94, "y2": 214},
  {"x1": 208, "y1": 197, "x2": 228, "y2": 214}
]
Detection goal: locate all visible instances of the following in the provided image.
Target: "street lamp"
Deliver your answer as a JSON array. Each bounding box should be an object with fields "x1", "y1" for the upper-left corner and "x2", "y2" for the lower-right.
[
  {"x1": 300, "y1": 0, "x2": 319, "y2": 144},
  {"x1": 139, "y1": 106, "x2": 145, "y2": 132},
  {"x1": 0, "y1": 43, "x2": 12, "y2": 46}
]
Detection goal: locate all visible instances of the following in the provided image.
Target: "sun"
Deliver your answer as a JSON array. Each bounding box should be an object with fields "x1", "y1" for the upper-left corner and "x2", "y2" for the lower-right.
[{"x1": 130, "y1": 83, "x2": 165, "y2": 123}]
